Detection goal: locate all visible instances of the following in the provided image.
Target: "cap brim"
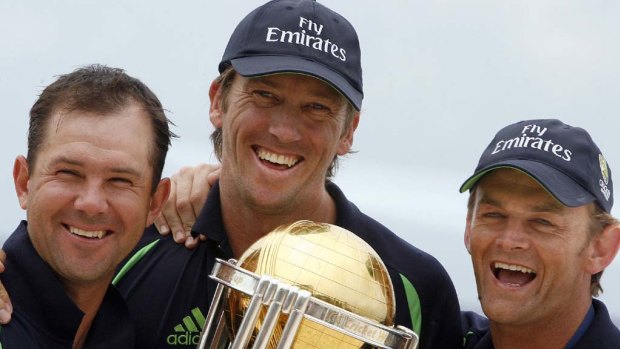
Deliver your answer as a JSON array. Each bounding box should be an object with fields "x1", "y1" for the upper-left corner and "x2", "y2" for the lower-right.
[
  {"x1": 459, "y1": 160, "x2": 596, "y2": 208},
  {"x1": 230, "y1": 56, "x2": 362, "y2": 111}
]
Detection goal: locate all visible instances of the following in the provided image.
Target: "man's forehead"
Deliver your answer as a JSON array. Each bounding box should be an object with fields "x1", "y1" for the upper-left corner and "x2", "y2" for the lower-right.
[
  {"x1": 476, "y1": 169, "x2": 567, "y2": 211},
  {"x1": 245, "y1": 73, "x2": 345, "y2": 100}
]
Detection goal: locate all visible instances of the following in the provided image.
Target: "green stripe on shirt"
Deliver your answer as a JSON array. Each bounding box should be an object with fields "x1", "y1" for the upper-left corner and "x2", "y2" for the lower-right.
[
  {"x1": 112, "y1": 239, "x2": 160, "y2": 286},
  {"x1": 399, "y1": 273, "x2": 422, "y2": 336}
]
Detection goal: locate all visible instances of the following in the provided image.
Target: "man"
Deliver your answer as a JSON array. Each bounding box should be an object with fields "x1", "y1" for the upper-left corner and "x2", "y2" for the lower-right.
[
  {"x1": 460, "y1": 119, "x2": 620, "y2": 348},
  {"x1": 0, "y1": 65, "x2": 172, "y2": 348},
  {"x1": 113, "y1": 0, "x2": 461, "y2": 348}
]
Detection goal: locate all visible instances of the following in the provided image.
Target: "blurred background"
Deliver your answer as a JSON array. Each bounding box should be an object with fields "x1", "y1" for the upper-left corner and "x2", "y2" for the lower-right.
[{"x1": 1, "y1": 0, "x2": 618, "y2": 324}]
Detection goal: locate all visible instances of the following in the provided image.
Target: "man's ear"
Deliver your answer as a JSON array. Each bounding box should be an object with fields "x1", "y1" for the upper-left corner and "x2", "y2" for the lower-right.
[
  {"x1": 13, "y1": 156, "x2": 30, "y2": 210},
  {"x1": 585, "y1": 223, "x2": 620, "y2": 275},
  {"x1": 337, "y1": 112, "x2": 360, "y2": 156},
  {"x1": 209, "y1": 80, "x2": 224, "y2": 129},
  {"x1": 146, "y1": 178, "x2": 171, "y2": 227}
]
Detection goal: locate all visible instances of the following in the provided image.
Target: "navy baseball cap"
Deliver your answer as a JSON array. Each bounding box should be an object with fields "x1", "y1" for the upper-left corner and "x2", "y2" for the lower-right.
[
  {"x1": 460, "y1": 119, "x2": 614, "y2": 212},
  {"x1": 219, "y1": 0, "x2": 363, "y2": 110}
]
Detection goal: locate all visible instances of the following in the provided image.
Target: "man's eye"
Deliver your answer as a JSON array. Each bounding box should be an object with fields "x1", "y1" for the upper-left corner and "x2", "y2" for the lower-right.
[
  {"x1": 482, "y1": 212, "x2": 503, "y2": 218},
  {"x1": 255, "y1": 90, "x2": 275, "y2": 99},
  {"x1": 534, "y1": 218, "x2": 552, "y2": 226},
  {"x1": 57, "y1": 169, "x2": 79, "y2": 177},
  {"x1": 309, "y1": 103, "x2": 327, "y2": 110},
  {"x1": 111, "y1": 177, "x2": 132, "y2": 185}
]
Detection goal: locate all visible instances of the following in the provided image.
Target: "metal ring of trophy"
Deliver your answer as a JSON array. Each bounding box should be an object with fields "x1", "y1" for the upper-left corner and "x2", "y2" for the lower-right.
[{"x1": 198, "y1": 220, "x2": 419, "y2": 349}]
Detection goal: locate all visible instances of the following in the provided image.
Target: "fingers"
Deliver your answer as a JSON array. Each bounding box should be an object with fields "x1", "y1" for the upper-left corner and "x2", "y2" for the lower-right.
[
  {"x1": 166, "y1": 168, "x2": 194, "y2": 243},
  {"x1": 0, "y1": 286, "x2": 12, "y2": 324},
  {"x1": 155, "y1": 164, "x2": 220, "y2": 245},
  {"x1": 154, "y1": 178, "x2": 174, "y2": 236},
  {"x1": 0, "y1": 250, "x2": 12, "y2": 324},
  {"x1": 188, "y1": 163, "x2": 221, "y2": 219},
  {"x1": 155, "y1": 173, "x2": 189, "y2": 243},
  {"x1": 206, "y1": 165, "x2": 221, "y2": 187},
  {"x1": 184, "y1": 235, "x2": 201, "y2": 250},
  {"x1": 0, "y1": 249, "x2": 5, "y2": 273}
]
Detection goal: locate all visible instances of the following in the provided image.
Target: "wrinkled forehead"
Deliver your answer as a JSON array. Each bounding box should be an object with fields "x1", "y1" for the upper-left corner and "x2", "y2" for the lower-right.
[
  {"x1": 244, "y1": 72, "x2": 348, "y2": 104},
  {"x1": 473, "y1": 168, "x2": 566, "y2": 208}
]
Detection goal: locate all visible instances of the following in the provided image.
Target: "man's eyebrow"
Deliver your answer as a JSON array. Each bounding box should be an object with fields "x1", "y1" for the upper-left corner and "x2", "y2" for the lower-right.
[
  {"x1": 248, "y1": 76, "x2": 343, "y2": 102},
  {"x1": 246, "y1": 76, "x2": 280, "y2": 89},
  {"x1": 50, "y1": 156, "x2": 82, "y2": 168},
  {"x1": 477, "y1": 195, "x2": 502, "y2": 208},
  {"x1": 51, "y1": 156, "x2": 142, "y2": 177},
  {"x1": 109, "y1": 166, "x2": 143, "y2": 178}
]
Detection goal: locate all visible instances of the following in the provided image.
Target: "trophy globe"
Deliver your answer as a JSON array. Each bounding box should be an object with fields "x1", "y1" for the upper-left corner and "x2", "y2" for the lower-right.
[{"x1": 200, "y1": 220, "x2": 418, "y2": 349}]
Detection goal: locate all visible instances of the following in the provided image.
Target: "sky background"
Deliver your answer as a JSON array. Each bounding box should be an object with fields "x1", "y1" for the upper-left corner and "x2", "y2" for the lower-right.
[{"x1": 1, "y1": 0, "x2": 619, "y2": 324}]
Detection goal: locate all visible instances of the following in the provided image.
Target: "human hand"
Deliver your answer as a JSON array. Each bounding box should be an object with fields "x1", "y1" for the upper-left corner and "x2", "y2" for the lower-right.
[
  {"x1": 0, "y1": 249, "x2": 13, "y2": 324},
  {"x1": 154, "y1": 163, "x2": 220, "y2": 249}
]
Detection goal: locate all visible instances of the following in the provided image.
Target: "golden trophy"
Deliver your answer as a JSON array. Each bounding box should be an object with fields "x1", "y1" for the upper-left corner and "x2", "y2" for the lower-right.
[{"x1": 198, "y1": 220, "x2": 419, "y2": 349}]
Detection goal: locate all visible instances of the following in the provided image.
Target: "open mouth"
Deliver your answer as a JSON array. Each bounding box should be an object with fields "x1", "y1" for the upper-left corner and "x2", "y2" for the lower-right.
[
  {"x1": 255, "y1": 146, "x2": 302, "y2": 168},
  {"x1": 66, "y1": 224, "x2": 109, "y2": 239},
  {"x1": 492, "y1": 262, "x2": 536, "y2": 287}
]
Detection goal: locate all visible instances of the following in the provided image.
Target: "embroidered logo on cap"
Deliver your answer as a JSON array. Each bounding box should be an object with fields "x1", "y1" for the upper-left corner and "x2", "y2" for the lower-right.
[{"x1": 599, "y1": 154, "x2": 611, "y2": 201}]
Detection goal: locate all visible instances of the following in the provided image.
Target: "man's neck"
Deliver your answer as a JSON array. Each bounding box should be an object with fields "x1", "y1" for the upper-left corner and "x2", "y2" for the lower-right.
[
  {"x1": 490, "y1": 297, "x2": 592, "y2": 349},
  {"x1": 64, "y1": 276, "x2": 112, "y2": 349},
  {"x1": 220, "y1": 184, "x2": 337, "y2": 258}
]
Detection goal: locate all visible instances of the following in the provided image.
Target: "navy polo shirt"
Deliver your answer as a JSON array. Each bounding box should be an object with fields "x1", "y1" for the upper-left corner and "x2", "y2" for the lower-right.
[
  {"x1": 0, "y1": 221, "x2": 135, "y2": 348},
  {"x1": 115, "y1": 181, "x2": 462, "y2": 349},
  {"x1": 462, "y1": 299, "x2": 620, "y2": 348}
]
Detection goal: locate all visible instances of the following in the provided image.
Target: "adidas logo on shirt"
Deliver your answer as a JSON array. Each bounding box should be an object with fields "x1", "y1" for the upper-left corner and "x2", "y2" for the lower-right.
[{"x1": 166, "y1": 307, "x2": 205, "y2": 346}]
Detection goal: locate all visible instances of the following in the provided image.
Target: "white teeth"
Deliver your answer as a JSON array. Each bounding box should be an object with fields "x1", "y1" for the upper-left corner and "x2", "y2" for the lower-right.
[
  {"x1": 494, "y1": 262, "x2": 534, "y2": 274},
  {"x1": 257, "y1": 148, "x2": 299, "y2": 168},
  {"x1": 69, "y1": 226, "x2": 106, "y2": 239}
]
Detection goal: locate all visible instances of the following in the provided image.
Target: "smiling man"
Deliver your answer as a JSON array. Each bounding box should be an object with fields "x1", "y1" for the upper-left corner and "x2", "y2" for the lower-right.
[
  {"x1": 460, "y1": 119, "x2": 620, "y2": 349},
  {"x1": 0, "y1": 65, "x2": 172, "y2": 348},
  {"x1": 112, "y1": 0, "x2": 462, "y2": 348}
]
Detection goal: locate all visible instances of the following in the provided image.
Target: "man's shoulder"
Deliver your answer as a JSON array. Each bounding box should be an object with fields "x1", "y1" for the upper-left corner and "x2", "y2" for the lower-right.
[
  {"x1": 461, "y1": 311, "x2": 491, "y2": 349},
  {"x1": 115, "y1": 225, "x2": 208, "y2": 284},
  {"x1": 113, "y1": 226, "x2": 216, "y2": 349},
  {"x1": 577, "y1": 299, "x2": 620, "y2": 348},
  {"x1": 125, "y1": 225, "x2": 198, "y2": 261},
  {"x1": 2, "y1": 221, "x2": 28, "y2": 251},
  {"x1": 0, "y1": 321, "x2": 49, "y2": 348}
]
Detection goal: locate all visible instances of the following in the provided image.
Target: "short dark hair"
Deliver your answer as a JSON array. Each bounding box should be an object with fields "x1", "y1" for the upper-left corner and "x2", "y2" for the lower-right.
[
  {"x1": 28, "y1": 64, "x2": 177, "y2": 192},
  {"x1": 209, "y1": 67, "x2": 357, "y2": 180}
]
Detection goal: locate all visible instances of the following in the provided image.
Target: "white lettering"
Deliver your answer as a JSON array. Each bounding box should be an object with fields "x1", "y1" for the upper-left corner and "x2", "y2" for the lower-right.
[
  {"x1": 492, "y1": 141, "x2": 504, "y2": 154},
  {"x1": 521, "y1": 124, "x2": 547, "y2": 136},
  {"x1": 563, "y1": 149, "x2": 572, "y2": 161},
  {"x1": 280, "y1": 29, "x2": 301, "y2": 43},
  {"x1": 299, "y1": 16, "x2": 323, "y2": 35},
  {"x1": 339, "y1": 48, "x2": 346, "y2": 61},
  {"x1": 266, "y1": 27, "x2": 280, "y2": 42},
  {"x1": 522, "y1": 125, "x2": 533, "y2": 134},
  {"x1": 264, "y1": 19, "x2": 347, "y2": 62},
  {"x1": 490, "y1": 134, "x2": 572, "y2": 162},
  {"x1": 551, "y1": 144, "x2": 563, "y2": 157},
  {"x1": 600, "y1": 180, "x2": 611, "y2": 200}
]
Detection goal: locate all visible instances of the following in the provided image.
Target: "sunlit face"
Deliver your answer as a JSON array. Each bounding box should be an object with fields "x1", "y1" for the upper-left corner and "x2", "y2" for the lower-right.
[
  {"x1": 15, "y1": 103, "x2": 166, "y2": 290},
  {"x1": 464, "y1": 169, "x2": 595, "y2": 328},
  {"x1": 210, "y1": 73, "x2": 358, "y2": 214}
]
